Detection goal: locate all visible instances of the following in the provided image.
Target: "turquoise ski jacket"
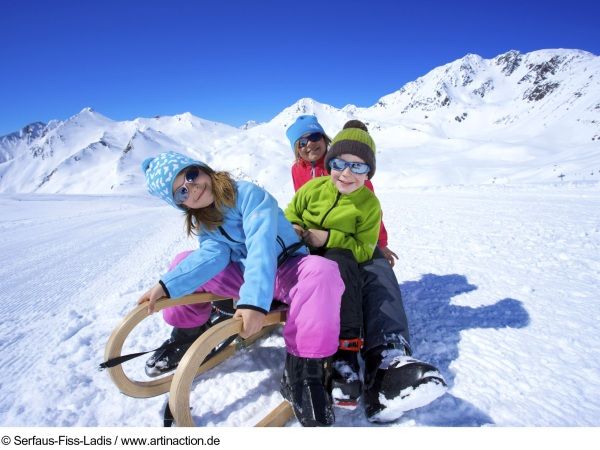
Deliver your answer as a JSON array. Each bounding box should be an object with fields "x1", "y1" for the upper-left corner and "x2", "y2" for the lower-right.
[{"x1": 161, "y1": 181, "x2": 307, "y2": 313}]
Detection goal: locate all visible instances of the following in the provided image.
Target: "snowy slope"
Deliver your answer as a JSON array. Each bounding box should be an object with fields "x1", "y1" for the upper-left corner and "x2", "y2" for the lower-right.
[{"x1": 0, "y1": 183, "x2": 599, "y2": 427}]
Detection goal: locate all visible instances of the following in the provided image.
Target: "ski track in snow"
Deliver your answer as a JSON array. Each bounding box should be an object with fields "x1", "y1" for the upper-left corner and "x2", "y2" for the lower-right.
[{"x1": 0, "y1": 184, "x2": 599, "y2": 426}]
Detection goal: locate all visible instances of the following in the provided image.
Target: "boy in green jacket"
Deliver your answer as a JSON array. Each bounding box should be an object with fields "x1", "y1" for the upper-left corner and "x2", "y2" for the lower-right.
[
  {"x1": 285, "y1": 123, "x2": 447, "y2": 422},
  {"x1": 286, "y1": 123, "x2": 381, "y2": 335},
  {"x1": 285, "y1": 158, "x2": 381, "y2": 264}
]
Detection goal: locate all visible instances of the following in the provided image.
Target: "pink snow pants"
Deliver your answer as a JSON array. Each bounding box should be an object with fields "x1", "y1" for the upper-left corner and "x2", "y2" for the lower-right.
[{"x1": 161, "y1": 251, "x2": 343, "y2": 358}]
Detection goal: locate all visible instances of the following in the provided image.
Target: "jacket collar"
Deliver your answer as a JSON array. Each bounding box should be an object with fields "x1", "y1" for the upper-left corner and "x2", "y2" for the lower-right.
[{"x1": 296, "y1": 156, "x2": 326, "y2": 169}]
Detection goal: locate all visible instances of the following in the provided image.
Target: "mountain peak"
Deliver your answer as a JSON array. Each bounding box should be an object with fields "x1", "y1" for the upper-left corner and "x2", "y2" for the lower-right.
[
  {"x1": 460, "y1": 53, "x2": 485, "y2": 63},
  {"x1": 0, "y1": 121, "x2": 47, "y2": 142},
  {"x1": 293, "y1": 98, "x2": 319, "y2": 109},
  {"x1": 66, "y1": 108, "x2": 113, "y2": 126},
  {"x1": 296, "y1": 97, "x2": 316, "y2": 104},
  {"x1": 240, "y1": 120, "x2": 260, "y2": 130}
]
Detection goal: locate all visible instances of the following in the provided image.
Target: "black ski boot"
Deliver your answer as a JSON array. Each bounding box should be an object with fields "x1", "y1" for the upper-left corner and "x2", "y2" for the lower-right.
[
  {"x1": 363, "y1": 344, "x2": 447, "y2": 423},
  {"x1": 145, "y1": 324, "x2": 208, "y2": 377},
  {"x1": 280, "y1": 353, "x2": 335, "y2": 427},
  {"x1": 331, "y1": 345, "x2": 362, "y2": 409}
]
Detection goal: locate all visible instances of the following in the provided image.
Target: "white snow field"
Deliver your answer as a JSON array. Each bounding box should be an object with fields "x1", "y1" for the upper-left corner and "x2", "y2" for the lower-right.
[{"x1": 1, "y1": 182, "x2": 599, "y2": 427}]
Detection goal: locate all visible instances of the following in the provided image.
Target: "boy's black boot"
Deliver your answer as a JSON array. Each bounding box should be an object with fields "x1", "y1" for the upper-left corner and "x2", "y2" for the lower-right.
[
  {"x1": 145, "y1": 324, "x2": 208, "y2": 377},
  {"x1": 280, "y1": 353, "x2": 335, "y2": 427},
  {"x1": 331, "y1": 338, "x2": 363, "y2": 409},
  {"x1": 363, "y1": 344, "x2": 447, "y2": 423}
]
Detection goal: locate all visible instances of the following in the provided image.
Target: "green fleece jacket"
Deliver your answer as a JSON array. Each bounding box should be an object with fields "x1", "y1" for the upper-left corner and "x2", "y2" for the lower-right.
[{"x1": 284, "y1": 176, "x2": 381, "y2": 263}]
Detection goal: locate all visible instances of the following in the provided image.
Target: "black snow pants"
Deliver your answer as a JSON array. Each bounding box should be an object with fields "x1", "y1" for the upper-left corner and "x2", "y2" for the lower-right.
[
  {"x1": 317, "y1": 248, "x2": 363, "y2": 339},
  {"x1": 317, "y1": 247, "x2": 411, "y2": 352},
  {"x1": 360, "y1": 247, "x2": 411, "y2": 354}
]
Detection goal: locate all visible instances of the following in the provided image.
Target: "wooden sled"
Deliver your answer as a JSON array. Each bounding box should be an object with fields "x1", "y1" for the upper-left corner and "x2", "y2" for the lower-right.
[{"x1": 104, "y1": 293, "x2": 294, "y2": 426}]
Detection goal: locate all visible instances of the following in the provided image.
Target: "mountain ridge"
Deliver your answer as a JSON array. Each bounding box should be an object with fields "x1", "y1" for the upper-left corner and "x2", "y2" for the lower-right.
[{"x1": 1, "y1": 48, "x2": 598, "y2": 194}]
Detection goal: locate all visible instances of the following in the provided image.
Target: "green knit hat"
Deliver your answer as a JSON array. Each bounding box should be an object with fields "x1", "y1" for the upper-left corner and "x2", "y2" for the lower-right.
[{"x1": 325, "y1": 122, "x2": 376, "y2": 179}]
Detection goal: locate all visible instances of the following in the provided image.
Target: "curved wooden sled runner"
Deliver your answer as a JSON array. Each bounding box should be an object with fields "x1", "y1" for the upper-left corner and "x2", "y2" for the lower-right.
[
  {"x1": 104, "y1": 293, "x2": 294, "y2": 426},
  {"x1": 168, "y1": 308, "x2": 293, "y2": 427}
]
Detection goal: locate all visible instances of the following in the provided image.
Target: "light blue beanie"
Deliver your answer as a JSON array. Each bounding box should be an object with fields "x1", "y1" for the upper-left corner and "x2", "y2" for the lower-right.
[
  {"x1": 286, "y1": 115, "x2": 327, "y2": 150},
  {"x1": 141, "y1": 151, "x2": 210, "y2": 210}
]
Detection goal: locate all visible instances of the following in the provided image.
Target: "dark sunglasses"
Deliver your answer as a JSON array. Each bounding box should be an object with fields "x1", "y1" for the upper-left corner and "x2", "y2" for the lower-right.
[
  {"x1": 297, "y1": 133, "x2": 323, "y2": 148},
  {"x1": 173, "y1": 166, "x2": 201, "y2": 204},
  {"x1": 328, "y1": 158, "x2": 370, "y2": 175}
]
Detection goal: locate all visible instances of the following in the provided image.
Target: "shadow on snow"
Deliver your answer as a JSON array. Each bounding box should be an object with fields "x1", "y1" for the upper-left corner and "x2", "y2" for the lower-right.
[{"x1": 400, "y1": 273, "x2": 530, "y2": 426}]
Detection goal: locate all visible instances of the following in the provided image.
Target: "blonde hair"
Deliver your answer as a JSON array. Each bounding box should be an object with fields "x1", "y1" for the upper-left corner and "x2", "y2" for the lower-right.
[
  {"x1": 294, "y1": 134, "x2": 331, "y2": 161},
  {"x1": 183, "y1": 169, "x2": 236, "y2": 236}
]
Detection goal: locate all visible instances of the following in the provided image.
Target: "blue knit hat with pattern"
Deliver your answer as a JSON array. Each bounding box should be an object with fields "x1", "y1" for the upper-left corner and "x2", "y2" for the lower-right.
[
  {"x1": 286, "y1": 115, "x2": 327, "y2": 150},
  {"x1": 141, "y1": 151, "x2": 210, "y2": 210}
]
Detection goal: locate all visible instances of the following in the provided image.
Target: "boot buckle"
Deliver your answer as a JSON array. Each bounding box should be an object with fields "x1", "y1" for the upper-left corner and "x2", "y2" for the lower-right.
[{"x1": 338, "y1": 338, "x2": 363, "y2": 352}]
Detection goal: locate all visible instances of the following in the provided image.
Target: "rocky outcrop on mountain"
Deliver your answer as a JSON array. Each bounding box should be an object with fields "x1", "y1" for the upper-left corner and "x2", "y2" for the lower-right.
[
  {"x1": 0, "y1": 122, "x2": 52, "y2": 163},
  {"x1": 517, "y1": 55, "x2": 565, "y2": 101},
  {"x1": 1, "y1": 122, "x2": 47, "y2": 145},
  {"x1": 240, "y1": 120, "x2": 260, "y2": 130},
  {"x1": 472, "y1": 79, "x2": 494, "y2": 97},
  {"x1": 495, "y1": 50, "x2": 523, "y2": 76}
]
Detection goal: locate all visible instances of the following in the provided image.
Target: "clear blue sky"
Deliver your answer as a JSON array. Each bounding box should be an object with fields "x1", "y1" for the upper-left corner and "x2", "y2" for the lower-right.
[{"x1": 1, "y1": 0, "x2": 599, "y2": 135}]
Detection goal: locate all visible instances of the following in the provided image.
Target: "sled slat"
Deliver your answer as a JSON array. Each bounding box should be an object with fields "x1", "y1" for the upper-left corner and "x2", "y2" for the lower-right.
[{"x1": 255, "y1": 401, "x2": 294, "y2": 427}]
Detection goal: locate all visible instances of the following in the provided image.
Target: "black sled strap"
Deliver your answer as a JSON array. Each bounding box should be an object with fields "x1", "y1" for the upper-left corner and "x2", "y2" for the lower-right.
[{"x1": 98, "y1": 334, "x2": 199, "y2": 370}]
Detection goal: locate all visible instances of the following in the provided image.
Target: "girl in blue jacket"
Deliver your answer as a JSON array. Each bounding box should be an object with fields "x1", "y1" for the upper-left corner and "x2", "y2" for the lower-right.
[{"x1": 138, "y1": 151, "x2": 343, "y2": 426}]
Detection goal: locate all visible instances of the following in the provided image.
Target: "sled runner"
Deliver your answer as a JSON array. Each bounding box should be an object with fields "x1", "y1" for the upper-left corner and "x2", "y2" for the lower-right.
[
  {"x1": 167, "y1": 306, "x2": 293, "y2": 427},
  {"x1": 103, "y1": 293, "x2": 294, "y2": 426}
]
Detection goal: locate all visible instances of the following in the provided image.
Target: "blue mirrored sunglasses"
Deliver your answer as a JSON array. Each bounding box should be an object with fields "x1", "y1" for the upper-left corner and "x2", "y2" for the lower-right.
[
  {"x1": 173, "y1": 166, "x2": 201, "y2": 204},
  {"x1": 328, "y1": 158, "x2": 370, "y2": 175},
  {"x1": 297, "y1": 132, "x2": 323, "y2": 148}
]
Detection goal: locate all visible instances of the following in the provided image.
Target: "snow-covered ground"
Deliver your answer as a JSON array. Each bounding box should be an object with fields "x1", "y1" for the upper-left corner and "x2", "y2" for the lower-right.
[{"x1": 1, "y1": 182, "x2": 599, "y2": 427}]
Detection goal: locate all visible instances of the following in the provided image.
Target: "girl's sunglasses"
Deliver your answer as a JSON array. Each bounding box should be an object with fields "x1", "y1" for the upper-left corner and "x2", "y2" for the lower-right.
[
  {"x1": 297, "y1": 133, "x2": 323, "y2": 148},
  {"x1": 173, "y1": 166, "x2": 201, "y2": 204},
  {"x1": 328, "y1": 158, "x2": 371, "y2": 175}
]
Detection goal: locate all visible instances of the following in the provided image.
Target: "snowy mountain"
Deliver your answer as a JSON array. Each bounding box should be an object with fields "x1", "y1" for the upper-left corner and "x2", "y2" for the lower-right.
[{"x1": 1, "y1": 49, "x2": 599, "y2": 196}]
